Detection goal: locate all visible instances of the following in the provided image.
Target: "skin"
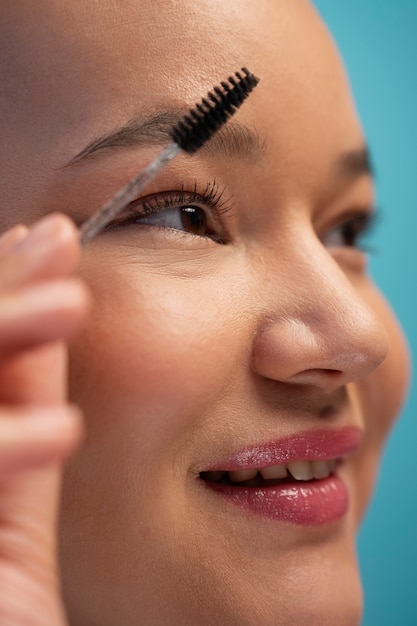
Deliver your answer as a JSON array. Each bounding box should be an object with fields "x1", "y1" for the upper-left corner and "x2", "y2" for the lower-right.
[{"x1": 0, "y1": 1, "x2": 410, "y2": 625}]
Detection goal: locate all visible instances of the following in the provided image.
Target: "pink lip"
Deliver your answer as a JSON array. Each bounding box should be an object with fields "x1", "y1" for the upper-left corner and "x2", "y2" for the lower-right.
[
  {"x1": 206, "y1": 426, "x2": 362, "y2": 471},
  {"x1": 202, "y1": 426, "x2": 362, "y2": 525}
]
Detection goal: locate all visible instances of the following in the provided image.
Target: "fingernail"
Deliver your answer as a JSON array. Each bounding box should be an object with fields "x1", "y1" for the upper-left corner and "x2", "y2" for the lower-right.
[{"x1": 0, "y1": 224, "x2": 29, "y2": 255}]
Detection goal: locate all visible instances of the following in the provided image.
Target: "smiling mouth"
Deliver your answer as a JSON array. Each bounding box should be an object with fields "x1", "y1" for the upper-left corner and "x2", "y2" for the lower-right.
[
  {"x1": 200, "y1": 458, "x2": 340, "y2": 487},
  {"x1": 197, "y1": 427, "x2": 361, "y2": 524},
  {"x1": 199, "y1": 457, "x2": 348, "y2": 525}
]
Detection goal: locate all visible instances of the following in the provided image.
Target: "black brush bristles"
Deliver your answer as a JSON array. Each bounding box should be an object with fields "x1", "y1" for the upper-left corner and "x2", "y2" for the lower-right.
[{"x1": 169, "y1": 67, "x2": 259, "y2": 154}]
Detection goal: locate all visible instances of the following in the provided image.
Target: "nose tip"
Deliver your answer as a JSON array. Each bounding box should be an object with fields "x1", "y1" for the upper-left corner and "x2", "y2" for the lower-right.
[{"x1": 251, "y1": 291, "x2": 390, "y2": 392}]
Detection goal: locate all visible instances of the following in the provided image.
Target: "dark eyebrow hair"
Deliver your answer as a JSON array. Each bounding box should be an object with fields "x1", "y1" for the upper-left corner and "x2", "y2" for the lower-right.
[
  {"x1": 335, "y1": 146, "x2": 374, "y2": 182},
  {"x1": 65, "y1": 111, "x2": 265, "y2": 167},
  {"x1": 65, "y1": 111, "x2": 371, "y2": 193}
]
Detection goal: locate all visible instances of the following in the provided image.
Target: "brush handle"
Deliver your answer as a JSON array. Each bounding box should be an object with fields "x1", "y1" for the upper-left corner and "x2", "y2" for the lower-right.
[{"x1": 79, "y1": 142, "x2": 181, "y2": 244}]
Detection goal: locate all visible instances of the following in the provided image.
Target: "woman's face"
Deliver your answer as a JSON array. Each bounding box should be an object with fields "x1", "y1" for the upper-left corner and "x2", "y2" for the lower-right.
[{"x1": 0, "y1": 1, "x2": 410, "y2": 624}]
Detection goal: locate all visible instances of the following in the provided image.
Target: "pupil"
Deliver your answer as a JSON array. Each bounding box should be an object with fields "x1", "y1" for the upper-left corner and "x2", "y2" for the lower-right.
[
  {"x1": 343, "y1": 225, "x2": 354, "y2": 246},
  {"x1": 181, "y1": 206, "x2": 207, "y2": 235},
  {"x1": 344, "y1": 221, "x2": 359, "y2": 246}
]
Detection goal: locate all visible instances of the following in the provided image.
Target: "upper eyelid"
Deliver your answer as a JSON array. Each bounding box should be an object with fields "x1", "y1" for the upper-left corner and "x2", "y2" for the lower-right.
[
  {"x1": 321, "y1": 206, "x2": 377, "y2": 234},
  {"x1": 130, "y1": 180, "x2": 234, "y2": 220}
]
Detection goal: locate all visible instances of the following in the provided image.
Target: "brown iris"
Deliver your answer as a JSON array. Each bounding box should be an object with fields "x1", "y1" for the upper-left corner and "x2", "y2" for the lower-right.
[{"x1": 180, "y1": 207, "x2": 207, "y2": 236}]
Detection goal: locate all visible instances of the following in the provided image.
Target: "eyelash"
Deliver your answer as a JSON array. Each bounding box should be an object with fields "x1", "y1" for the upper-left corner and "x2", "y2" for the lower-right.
[{"x1": 142, "y1": 179, "x2": 229, "y2": 215}]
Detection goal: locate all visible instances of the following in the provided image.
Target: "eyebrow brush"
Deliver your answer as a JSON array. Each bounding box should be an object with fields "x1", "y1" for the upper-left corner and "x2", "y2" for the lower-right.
[{"x1": 79, "y1": 67, "x2": 259, "y2": 244}]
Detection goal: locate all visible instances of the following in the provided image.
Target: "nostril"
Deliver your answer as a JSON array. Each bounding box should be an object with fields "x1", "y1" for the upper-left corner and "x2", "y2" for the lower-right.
[
  {"x1": 319, "y1": 402, "x2": 339, "y2": 419},
  {"x1": 285, "y1": 368, "x2": 344, "y2": 388}
]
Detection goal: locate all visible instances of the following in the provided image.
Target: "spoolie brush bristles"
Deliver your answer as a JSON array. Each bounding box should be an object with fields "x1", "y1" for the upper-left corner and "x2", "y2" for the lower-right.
[{"x1": 169, "y1": 67, "x2": 259, "y2": 154}]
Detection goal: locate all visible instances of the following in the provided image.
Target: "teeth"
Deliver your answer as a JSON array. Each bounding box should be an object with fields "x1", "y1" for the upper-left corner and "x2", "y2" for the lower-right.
[
  {"x1": 311, "y1": 460, "x2": 331, "y2": 479},
  {"x1": 287, "y1": 459, "x2": 314, "y2": 481},
  {"x1": 259, "y1": 464, "x2": 288, "y2": 480},
  {"x1": 328, "y1": 459, "x2": 338, "y2": 473},
  {"x1": 225, "y1": 459, "x2": 338, "y2": 484},
  {"x1": 228, "y1": 469, "x2": 258, "y2": 482}
]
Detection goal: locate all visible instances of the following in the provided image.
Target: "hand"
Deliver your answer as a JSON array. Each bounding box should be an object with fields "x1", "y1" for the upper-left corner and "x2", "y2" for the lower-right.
[{"x1": 0, "y1": 215, "x2": 89, "y2": 626}]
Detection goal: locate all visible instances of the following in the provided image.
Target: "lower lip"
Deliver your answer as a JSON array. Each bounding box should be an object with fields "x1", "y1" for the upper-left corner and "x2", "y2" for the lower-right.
[{"x1": 205, "y1": 475, "x2": 349, "y2": 525}]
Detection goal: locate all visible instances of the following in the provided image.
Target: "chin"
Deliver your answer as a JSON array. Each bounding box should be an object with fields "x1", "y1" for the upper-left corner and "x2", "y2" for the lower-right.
[
  {"x1": 178, "y1": 572, "x2": 363, "y2": 626},
  {"x1": 157, "y1": 534, "x2": 364, "y2": 626}
]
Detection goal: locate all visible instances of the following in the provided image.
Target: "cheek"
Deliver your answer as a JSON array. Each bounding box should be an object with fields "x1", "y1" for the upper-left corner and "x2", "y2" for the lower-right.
[
  {"x1": 352, "y1": 284, "x2": 410, "y2": 521},
  {"x1": 68, "y1": 265, "x2": 238, "y2": 448},
  {"x1": 65, "y1": 262, "x2": 251, "y2": 622},
  {"x1": 360, "y1": 285, "x2": 410, "y2": 441}
]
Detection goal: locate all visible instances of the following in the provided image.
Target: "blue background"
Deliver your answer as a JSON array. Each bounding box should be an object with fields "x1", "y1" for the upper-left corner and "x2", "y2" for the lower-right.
[{"x1": 314, "y1": 2, "x2": 416, "y2": 625}]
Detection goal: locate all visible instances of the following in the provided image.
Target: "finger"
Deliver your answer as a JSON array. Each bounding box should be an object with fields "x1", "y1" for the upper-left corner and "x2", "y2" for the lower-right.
[
  {"x1": 0, "y1": 279, "x2": 89, "y2": 358},
  {"x1": 0, "y1": 404, "x2": 82, "y2": 476},
  {"x1": 0, "y1": 224, "x2": 29, "y2": 256},
  {"x1": 0, "y1": 214, "x2": 81, "y2": 291}
]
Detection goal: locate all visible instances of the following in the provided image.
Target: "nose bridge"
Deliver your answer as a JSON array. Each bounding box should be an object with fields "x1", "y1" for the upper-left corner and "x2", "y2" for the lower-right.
[{"x1": 251, "y1": 235, "x2": 389, "y2": 386}]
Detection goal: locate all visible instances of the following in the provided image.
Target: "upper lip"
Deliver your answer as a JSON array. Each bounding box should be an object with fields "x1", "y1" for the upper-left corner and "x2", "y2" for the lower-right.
[{"x1": 203, "y1": 426, "x2": 362, "y2": 472}]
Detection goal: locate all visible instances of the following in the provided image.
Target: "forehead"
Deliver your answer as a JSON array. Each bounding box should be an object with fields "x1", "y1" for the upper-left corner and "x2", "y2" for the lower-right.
[
  {"x1": 0, "y1": 0, "x2": 362, "y2": 223},
  {"x1": 0, "y1": 0, "x2": 354, "y2": 120}
]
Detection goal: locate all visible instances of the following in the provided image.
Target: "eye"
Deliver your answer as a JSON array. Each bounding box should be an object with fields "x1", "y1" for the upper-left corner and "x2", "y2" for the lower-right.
[
  {"x1": 105, "y1": 180, "x2": 232, "y2": 244},
  {"x1": 136, "y1": 204, "x2": 210, "y2": 237},
  {"x1": 322, "y1": 212, "x2": 377, "y2": 250}
]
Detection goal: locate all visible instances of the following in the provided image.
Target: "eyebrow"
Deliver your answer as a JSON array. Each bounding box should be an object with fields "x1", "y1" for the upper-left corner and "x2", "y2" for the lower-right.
[
  {"x1": 66, "y1": 111, "x2": 265, "y2": 167},
  {"x1": 335, "y1": 146, "x2": 374, "y2": 182},
  {"x1": 66, "y1": 111, "x2": 372, "y2": 187}
]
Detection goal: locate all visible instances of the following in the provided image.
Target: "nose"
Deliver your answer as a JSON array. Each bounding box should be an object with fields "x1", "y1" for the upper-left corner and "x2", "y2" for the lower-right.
[{"x1": 251, "y1": 238, "x2": 389, "y2": 392}]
